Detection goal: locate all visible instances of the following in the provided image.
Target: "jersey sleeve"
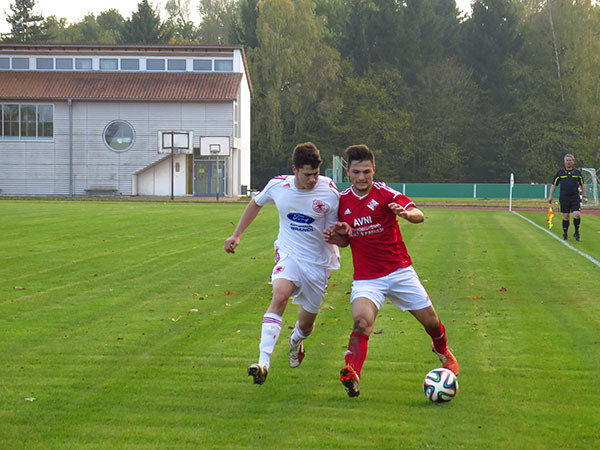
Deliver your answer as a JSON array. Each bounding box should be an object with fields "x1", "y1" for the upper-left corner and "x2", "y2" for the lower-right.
[
  {"x1": 379, "y1": 182, "x2": 416, "y2": 208},
  {"x1": 254, "y1": 176, "x2": 285, "y2": 206},
  {"x1": 552, "y1": 170, "x2": 562, "y2": 186}
]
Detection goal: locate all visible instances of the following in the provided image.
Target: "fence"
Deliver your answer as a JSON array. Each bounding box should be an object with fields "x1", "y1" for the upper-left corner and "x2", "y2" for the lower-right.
[{"x1": 336, "y1": 183, "x2": 552, "y2": 199}]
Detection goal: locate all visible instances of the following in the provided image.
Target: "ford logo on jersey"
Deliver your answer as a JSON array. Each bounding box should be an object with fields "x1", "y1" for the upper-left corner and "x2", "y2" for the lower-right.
[{"x1": 287, "y1": 213, "x2": 315, "y2": 224}]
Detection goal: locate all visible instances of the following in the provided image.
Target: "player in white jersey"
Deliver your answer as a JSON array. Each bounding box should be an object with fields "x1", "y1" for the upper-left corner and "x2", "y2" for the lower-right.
[{"x1": 224, "y1": 142, "x2": 340, "y2": 385}]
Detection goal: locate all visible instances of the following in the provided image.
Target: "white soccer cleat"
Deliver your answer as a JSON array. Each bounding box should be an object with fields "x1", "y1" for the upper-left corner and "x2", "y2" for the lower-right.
[{"x1": 288, "y1": 336, "x2": 305, "y2": 368}]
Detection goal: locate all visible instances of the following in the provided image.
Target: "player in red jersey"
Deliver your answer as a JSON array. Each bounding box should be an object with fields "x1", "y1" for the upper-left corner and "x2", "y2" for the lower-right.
[{"x1": 324, "y1": 144, "x2": 458, "y2": 398}]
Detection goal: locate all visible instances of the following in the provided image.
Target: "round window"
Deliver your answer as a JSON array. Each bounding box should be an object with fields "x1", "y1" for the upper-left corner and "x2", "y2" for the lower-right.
[{"x1": 103, "y1": 120, "x2": 135, "y2": 152}]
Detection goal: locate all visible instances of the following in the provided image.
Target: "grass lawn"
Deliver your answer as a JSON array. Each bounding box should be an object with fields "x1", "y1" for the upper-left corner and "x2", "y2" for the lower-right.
[{"x1": 1, "y1": 200, "x2": 599, "y2": 449}]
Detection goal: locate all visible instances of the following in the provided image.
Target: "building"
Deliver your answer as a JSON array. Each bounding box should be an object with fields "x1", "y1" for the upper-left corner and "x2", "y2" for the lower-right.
[{"x1": 0, "y1": 43, "x2": 252, "y2": 198}]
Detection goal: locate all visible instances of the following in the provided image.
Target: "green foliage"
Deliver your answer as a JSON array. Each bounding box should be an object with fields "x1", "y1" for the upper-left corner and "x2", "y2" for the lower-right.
[
  {"x1": 3, "y1": 0, "x2": 47, "y2": 42},
  {"x1": 2, "y1": 201, "x2": 600, "y2": 448},
  {"x1": 121, "y1": 0, "x2": 172, "y2": 43}
]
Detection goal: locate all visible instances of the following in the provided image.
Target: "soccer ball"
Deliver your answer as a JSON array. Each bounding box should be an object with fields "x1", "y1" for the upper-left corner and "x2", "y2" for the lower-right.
[{"x1": 423, "y1": 368, "x2": 458, "y2": 403}]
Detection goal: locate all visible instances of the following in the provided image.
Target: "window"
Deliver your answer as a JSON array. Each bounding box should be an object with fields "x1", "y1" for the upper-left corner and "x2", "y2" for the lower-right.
[
  {"x1": 3, "y1": 105, "x2": 19, "y2": 137},
  {"x1": 36, "y1": 58, "x2": 54, "y2": 70},
  {"x1": 75, "y1": 58, "x2": 93, "y2": 70},
  {"x1": 37, "y1": 105, "x2": 53, "y2": 139},
  {"x1": 1, "y1": 104, "x2": 53, "y2": 140},
  {"x1": 214, "y1": 59, "x2": 233, "y2": 72},
  {"x1": 121, "y1": 59, "x2": 140, "y2": 71},
  {"x1": 167, "y1": 59, "x2": 186, "y2": 71},
  {"x1": 0, "y1": 57, "x2": 10, "y2": 69},
  {"x1": 100, "y1": 58, "x2": 118, "y2": 70},
  {"x1": 146, "y1": 59, "x2": 165, "y2": 71},
  {"x1": 20, "y1": 105, "x2": 36, "y2": 139},
  {"x1": 103, "y1": 120, "x2": 135, "y2": 152},
  {"x1": 233, "y1": 99, "x2": 240, "y2": 139},
  {"x1": 56, "y1": 58, "x2": 73, "y2": 70},
  {"x1": 12, "y1": 57, "x2": 29, "y2": 70},
  {"x1": 193, "y1": 59, "x2": 211, "y2": 71}
]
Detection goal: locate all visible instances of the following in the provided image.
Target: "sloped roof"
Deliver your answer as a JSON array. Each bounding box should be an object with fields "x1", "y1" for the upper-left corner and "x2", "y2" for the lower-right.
[{"x1": 0, "y1": 71, "x2": 242, "y2": 101}]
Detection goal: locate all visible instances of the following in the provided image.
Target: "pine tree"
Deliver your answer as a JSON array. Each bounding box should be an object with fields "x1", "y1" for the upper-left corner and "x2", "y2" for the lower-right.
[
  {"x1": 121, "y1": 0, "x2": 171, "y2": 43},
  {"x1": 4, "y1": 0, "x2": 46, "y2": 42}
]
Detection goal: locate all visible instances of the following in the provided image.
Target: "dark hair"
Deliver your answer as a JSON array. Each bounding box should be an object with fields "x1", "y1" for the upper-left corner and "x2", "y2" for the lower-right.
[
  {"x1": 345, "y1": 144, "x2": 374, "y2": 166},
  {"x1": 293, "y1": 142, "x2": 322, "y2": 169}
]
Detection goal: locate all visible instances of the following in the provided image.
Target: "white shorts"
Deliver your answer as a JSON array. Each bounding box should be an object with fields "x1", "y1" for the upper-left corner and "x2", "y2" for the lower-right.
[
  {"x1": 350, "y1": 265, "x2": 432, "y2": 311},
  {"x1": 271, "y1": 251, "x2": 330, "y2": 314}
]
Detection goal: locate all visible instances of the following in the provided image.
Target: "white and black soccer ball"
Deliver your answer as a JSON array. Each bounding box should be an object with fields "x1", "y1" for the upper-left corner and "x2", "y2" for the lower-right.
[{"x1": 423, "y1": 368, "x2": 458, "y2": 403}]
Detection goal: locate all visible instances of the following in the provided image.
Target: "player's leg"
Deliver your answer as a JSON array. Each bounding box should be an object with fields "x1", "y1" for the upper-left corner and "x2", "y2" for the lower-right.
[
  {"x1": 248, "y1": 277, "x2": 296, "y2": 385},
  {"x1": 388, "y1": 266, "x2": 459, "y2": 375},
  {"x1": 288, "y1": 264, "x2": 328, "y2": 368},
  {"x1": 340, "y1": 296, "x2": 379, "y2": 397},
  {"x1": 560, "y1": 198, "x2": 571, "y2": 240},
  {"x1": 410, "y1": 306, "x2": 459, "y2": 375},
  {"x1": 288, "y1": 306, "x2": 316, "y2": 368},
  {"x1": 572, "y1": 201, "x2": 581, "y2": 241}
]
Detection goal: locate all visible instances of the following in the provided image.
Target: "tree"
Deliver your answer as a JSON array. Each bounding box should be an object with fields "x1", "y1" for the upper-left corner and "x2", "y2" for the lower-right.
[
  {"x1": 121, "y1": 0, "x2": 171, "y2": 44},
  {"x1": 230, "y1": 0, "x2": 259, "y2": 48},
  {"x1": 249, "y1": 0, "x2": 340, "y2": 187},
  {"x1": 4, "y1": 0, "x2": 46, "y2": 42},
  {"x1": 196, "y1": 0, "x2": 236, "y2": 44},
  {"x1": 165, "y1": 0, "x2": 198, "y2": 42}
]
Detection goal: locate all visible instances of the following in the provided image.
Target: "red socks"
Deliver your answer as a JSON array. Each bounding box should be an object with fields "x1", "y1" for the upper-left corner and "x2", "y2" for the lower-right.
[
  {"x1": 345, "y1": 332, "x2": 369, "y2": 376},
  {"x1": 427, "y1": 320, "x2": 448, "y2": 354}
]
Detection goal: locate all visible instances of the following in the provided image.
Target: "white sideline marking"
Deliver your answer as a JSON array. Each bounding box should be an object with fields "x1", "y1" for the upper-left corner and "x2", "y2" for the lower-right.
[{"x1": 511, "y1": 211, "x2": 600, "y2": 268}]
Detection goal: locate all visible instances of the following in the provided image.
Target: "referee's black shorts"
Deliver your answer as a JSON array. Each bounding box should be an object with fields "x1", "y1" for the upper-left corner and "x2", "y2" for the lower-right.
[{"x1": 559, "y1": 195, "x2": 581, "y2": 213}]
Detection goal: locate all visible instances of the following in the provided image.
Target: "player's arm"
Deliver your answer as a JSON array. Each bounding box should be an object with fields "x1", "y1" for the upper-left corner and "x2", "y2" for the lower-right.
[
  {"x1": 224, "y1": 199, "x2": 262, "y2": 253},
  {"x1": 388, "y1": 203, "x2": 424, "y2": 223},
  {"x1": 324, "y1": 222, "x2": 351, "y2": 247},
  {"x1": 582, "y1": 182, "x2": 587, "y2": 203},
  {"x1": 548, "y1": 184, "x2": 557, "y2": 203}
]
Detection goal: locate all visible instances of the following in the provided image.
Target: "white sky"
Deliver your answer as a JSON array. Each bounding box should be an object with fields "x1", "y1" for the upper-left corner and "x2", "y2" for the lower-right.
[{"x1": 0, "y1": 0, "x2": 473, "y2": 36}]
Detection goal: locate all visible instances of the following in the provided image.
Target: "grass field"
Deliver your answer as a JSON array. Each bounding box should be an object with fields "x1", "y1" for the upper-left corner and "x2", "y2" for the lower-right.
[{"x1": 1, "y1": 200, "x2": 599, "y2": 449}]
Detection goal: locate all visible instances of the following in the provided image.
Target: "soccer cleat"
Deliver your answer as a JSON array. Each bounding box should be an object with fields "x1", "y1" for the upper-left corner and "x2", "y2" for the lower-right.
[
  {"x1": 247, "y1": 363, "x2": 268, "y2": 385},
  {"x1": 288, "y1": 336, "x2": 305, "y2": 368},
  {"x1": 432, "y1": 345, "x2": 460, "y2": 376},
  {"x1": 573, "y1": 231, "x2": 580, "y2": 241},
  {"x1": 340, "y1": 365, "x2": 360, "y2": 398},
  {"x1": 563, "y1": 232, "x2": 568, "y2": 241}
]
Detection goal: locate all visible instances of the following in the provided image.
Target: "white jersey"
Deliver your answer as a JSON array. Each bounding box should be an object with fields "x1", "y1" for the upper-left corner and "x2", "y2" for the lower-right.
[{"x1": 255, "y1": 175, "x2": 340, "y2": 269}]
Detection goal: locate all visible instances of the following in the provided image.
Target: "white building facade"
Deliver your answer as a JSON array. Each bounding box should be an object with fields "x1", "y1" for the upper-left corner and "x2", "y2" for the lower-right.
[{"x1": 0, "y1": 43, "x2": 252, "y2": 197}]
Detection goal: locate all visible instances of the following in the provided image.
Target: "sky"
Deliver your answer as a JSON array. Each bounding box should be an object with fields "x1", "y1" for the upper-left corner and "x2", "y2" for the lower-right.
[{"x1": 0, "y1": 0, "x2": 473, "y2": 35}]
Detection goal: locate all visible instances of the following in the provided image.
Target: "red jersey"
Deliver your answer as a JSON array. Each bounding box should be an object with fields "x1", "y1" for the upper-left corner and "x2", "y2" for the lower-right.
[{"x1": 339, "y1": 182, "x2": 415, "y2": 280}]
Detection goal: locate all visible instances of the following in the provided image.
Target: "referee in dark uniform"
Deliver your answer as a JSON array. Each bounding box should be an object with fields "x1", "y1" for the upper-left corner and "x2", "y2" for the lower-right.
[{"x1": 548, "y1": 154, "x2": 587, "y2": 241}]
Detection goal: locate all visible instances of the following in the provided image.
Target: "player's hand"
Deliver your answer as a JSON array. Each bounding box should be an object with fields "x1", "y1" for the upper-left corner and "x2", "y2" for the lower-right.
[
  {"x1": 388, "y1": 202, "x2": 408, "y2": 218},
  {"x1": 224, "y1": 236, "x2": 240, "y2": 253}
]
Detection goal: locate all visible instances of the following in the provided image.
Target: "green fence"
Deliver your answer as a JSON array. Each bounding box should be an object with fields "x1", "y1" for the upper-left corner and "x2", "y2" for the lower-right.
[{"x1": 336, "y1": 183, "x2": 552, "y2": 199}]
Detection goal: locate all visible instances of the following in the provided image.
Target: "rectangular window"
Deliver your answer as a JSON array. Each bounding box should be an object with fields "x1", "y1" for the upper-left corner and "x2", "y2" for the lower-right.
[
  {"x1": 20, "y1": 105, "x2": 37, "y2": 139},
  {"x1": 56, "y1": 58, "x2": 73, "y2": 70},
  {"x1": 120, "y1": 58, "x2": 140, "y2": 71},
  {"x1": 75, "y1": 58, "x2": 93, "y2": 70},
  {"x1": 167, "y1": 59, "x2": 186, "y2": 71},
  {"x1": 146, "y1": 59, "x2": 165, "y2": 71},
  {"x1": 193, "y1": 59, "x2": 211, "y2": 71},
  {"x1": 12, "y1": 57, "x2": 30, "y2": 70},
  {"x1": 37, "y1": 105, "x2": 53, "y2": 139},
  {"x1": 100, "y1": 58, "x2": 118, "y2": 70},
  {"x1": 233, "y1": 99, "x2": 240, "y2": 139},
  {"x1": 36, "y1": 58, "x2": 54, "y2": 70},
  {"x1": 0, "y1": 104, "x2": 54, "y2": 140},
  {"x1": 214, "y1": 60, "x2": 233, "y2": 72},
  {"x1": 3, "y1": 104, "x2": 19, "y2": 138},
  {"x1": 0, "y1": 57, "x2": 10, "y2": 69}
]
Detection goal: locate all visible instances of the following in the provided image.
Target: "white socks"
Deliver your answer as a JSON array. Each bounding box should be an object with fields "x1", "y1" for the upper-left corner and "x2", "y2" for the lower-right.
[
  {"x1": 258, "y1": 313, "x2": 282, "y2": 368},
  {"x1": 289, "y1": 321, "x2": 309, "y2": 348}
]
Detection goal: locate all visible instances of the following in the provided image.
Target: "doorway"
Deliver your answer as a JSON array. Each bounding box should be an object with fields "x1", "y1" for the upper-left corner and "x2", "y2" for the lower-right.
[{"x1": 194, "y1": 159, "x2": 225, "y2": 196}]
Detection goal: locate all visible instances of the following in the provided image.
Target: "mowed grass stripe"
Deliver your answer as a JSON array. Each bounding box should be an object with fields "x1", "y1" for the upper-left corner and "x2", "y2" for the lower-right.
[{"x1": 1, "y1": 201, "x2": 600, "y2": 448}]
